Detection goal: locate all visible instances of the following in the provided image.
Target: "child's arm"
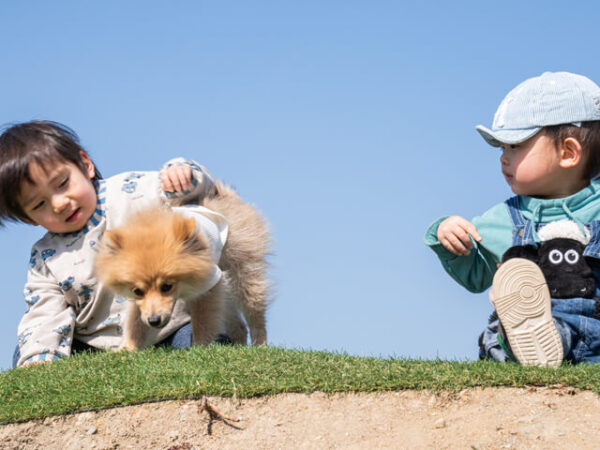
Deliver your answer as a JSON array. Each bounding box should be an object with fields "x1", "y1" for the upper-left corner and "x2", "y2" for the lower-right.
[
  {"x1": 16, "y1": 254, "x2": 76, "y2": 367},
  {"x1": 424, "y1": 204, "x2": 513, "y2": 293},
  {"x1": 160, "y1": 158, "x2": 217, "y2": 206}
]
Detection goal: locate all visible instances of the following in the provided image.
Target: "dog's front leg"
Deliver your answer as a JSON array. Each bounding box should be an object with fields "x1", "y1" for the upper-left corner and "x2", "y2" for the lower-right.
[
  {"x1": 188, "y1": 279, "x2": 225, "y2": 345},
  {"x1": 120, "y1": 301, "x2": 145, "y2": 351}
]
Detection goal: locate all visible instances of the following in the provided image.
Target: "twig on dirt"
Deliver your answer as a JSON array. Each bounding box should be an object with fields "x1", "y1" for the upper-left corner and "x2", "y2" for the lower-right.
[
  {"x1": 167, "y1": 443, "x2": 194, "y2": 450},
  {"x1": 197, "y1": 396, "x2": 243, "y2": 435}
]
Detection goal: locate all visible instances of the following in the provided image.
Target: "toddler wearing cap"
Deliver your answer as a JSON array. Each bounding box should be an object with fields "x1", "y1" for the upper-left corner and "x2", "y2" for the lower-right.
[{"x1": 425, "y1": 71, "x2": 600, "y2": 367}]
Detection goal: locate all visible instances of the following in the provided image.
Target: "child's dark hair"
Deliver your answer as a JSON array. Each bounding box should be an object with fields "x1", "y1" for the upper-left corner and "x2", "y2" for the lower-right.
[
  {"x1": 545, "y1": 121, "x2": 600, "y2": 179},
  {"x1": 0, "y1": 120, "x2": 102, "y2": 225}
]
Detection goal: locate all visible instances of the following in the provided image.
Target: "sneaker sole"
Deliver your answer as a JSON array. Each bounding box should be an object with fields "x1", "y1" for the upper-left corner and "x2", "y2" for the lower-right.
[{"x1": 492, "y1": 258, "x2": 563, "y2": 367}]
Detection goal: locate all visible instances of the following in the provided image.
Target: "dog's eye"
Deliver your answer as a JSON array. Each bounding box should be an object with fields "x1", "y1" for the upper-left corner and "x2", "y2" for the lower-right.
[
  {"x1": 160, "y1": 283, "x2": 173, "y2": 294},
  {"x1": 132, "y1": 287, "x2": 145, "y2": 297}
]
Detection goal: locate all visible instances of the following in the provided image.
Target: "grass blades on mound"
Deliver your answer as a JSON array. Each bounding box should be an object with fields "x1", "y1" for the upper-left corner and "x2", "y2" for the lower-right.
[{"x1": 2, "y1": 345, "x2": 600, "y2": 424}]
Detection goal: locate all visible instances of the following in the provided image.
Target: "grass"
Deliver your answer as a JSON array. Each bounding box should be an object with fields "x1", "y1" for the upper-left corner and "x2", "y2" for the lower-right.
[{"x1": 2, "y1": 345, "x2": 600, "y2": 424}]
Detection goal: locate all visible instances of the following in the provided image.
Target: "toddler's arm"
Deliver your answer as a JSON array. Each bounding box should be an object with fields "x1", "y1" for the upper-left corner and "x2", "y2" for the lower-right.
[
  {"x1": 160, "y1": 158, "x2": 217, "y2": 206},
  {"x1": 16, "y1": 258, "x2": 76, "y2": 367},
  {"x1": 424, "y1": 204, "x2": 514, "y2": 293}
]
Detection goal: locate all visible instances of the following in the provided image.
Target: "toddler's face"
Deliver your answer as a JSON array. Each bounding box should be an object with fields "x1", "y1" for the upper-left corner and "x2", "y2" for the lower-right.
[
  {"x1": 18, "y1": 153, "x2": 97, "y2": 233},
  {"x1": 499, "y1": 133, "x2": 565, "y2": 198}
]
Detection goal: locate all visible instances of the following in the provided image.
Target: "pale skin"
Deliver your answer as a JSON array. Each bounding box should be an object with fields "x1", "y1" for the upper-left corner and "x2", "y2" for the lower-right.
[
  {"x1": 18, "y1": 154, "x2": 193, "y2": 366},
  {"x1": 160, "y1": 164, "x2": 193, "y2": 193}
]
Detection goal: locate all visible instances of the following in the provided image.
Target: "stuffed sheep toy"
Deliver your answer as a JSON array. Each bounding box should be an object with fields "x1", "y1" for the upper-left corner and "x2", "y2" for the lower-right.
[{"x1": 501, "y1": 219, "x2": 595, "y2": 299}]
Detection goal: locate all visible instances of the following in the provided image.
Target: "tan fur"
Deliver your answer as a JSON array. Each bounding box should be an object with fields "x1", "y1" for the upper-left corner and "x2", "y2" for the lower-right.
[{"x1": 95, "y1": 182, "x2": 270, "y2": 349}]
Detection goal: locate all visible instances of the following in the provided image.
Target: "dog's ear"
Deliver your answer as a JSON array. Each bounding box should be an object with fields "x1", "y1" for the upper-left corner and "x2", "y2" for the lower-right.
[
  {"x1": 101, "y1": 230, "x2": 122, "y2": 254},
  {"x1": 173, "y1": 216, "x2": 208, "y2": 253}
]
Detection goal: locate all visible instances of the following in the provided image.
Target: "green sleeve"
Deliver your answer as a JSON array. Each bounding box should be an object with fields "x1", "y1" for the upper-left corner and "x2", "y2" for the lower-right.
[{"x1": 424, "y1": 202, "x2": 514, "y2": 293}]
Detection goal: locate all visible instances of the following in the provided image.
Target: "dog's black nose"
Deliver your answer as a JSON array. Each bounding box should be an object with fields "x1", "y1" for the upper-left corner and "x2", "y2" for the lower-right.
[{"x1": 147, "y1": 315, "x2": 162, "y2": 327}]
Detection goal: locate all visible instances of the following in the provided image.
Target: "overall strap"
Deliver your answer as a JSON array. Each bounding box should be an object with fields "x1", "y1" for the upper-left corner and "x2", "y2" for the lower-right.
[
  {"x1": 505, "y1": 196, "x2": 536, "y2": 246},
  {"x1": 584, "y1": 220, "x2": 600, "y2": 259}
]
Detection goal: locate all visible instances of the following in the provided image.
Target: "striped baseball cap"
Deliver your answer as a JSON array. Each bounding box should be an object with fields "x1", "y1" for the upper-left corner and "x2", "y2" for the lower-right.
[{"x1": 476, "y1": 72, "x2": 600, "y2": 147}]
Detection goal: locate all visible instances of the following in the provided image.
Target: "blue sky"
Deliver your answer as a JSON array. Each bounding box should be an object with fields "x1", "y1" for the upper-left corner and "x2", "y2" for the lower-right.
[{"x1": 1, "y1": 1, "x2": 600, "y2": 369}]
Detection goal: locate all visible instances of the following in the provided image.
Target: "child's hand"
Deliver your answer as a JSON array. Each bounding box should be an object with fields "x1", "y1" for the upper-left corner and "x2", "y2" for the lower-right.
[
  {"x1": 161, "y1": 165, "x2": 193, "y2": 193},
  {"x1": 437, "y1": 216, "x2": 482, "y2": 256},
  {"x1": 21, "y1": 360, "x2": 50, "y2": 368}
]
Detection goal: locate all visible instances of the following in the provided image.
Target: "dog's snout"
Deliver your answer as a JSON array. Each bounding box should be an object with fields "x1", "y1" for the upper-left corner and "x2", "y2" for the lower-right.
[{"x1": 147, "y1": 315, "x2": 162, "y2": 327}]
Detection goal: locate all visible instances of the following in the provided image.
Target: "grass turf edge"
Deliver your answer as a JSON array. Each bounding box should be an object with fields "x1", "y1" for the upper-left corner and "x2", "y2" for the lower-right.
[{"x1": 1, "y1": 345, "x2": 600, "y2": 424}]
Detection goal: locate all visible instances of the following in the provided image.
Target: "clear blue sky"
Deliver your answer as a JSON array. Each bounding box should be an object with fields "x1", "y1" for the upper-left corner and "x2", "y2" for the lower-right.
[{"x1": 1, "y1": 1, "x2": 600, "y2": 369}]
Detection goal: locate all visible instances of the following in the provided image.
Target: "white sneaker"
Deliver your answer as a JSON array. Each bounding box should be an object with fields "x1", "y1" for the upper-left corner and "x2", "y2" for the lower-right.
[{"x1": 491, "y1": 258, "x2": 563, "y2": 367}]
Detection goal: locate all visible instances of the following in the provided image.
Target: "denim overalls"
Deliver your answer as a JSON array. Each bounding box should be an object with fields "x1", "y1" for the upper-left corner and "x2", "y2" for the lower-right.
[{"x1": 479, "y1": 196, "x2": 600, "y2": 364}]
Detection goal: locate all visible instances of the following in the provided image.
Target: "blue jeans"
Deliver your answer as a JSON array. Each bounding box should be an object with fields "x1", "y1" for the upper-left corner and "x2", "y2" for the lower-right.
[
  {"x1": 480, "y1": 297, "x2": 600, "y2": 364},
  {"x1": 552, "y1": 297, "x2": 600, "y2": 363},
  {"x1": 12, "y1": 322, "x2": 193, "y2": 369}
]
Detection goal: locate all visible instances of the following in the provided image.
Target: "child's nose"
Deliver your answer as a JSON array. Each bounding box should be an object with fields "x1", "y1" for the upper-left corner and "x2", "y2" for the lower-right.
[
  {"x1": 51, "y1": 195, "x2": 68, "y2": 213},
  {"x1": 500, "y1": 150, "x2": 509, "y2": 165}
]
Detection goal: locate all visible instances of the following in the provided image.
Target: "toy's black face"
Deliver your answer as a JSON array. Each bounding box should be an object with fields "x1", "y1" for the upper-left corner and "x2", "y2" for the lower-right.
[{"x1": 538, "y1": 238, "x2": 595, "y2": 298}]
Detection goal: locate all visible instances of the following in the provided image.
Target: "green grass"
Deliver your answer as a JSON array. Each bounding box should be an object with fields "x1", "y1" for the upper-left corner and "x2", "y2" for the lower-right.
[{"x1": 2, "y1": 345, "x2": 600, "y2": 424}]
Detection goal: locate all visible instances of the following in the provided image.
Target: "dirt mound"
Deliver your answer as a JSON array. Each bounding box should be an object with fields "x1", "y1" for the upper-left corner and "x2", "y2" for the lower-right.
[{"x1": 2, "y1": 387, "x2": 599, "y2": 449}]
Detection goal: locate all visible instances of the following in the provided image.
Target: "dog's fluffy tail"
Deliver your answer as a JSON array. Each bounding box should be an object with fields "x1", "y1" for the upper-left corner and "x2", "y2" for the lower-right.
[{"x1": 203, "y1": 183, "x2": 271, "y2": 345}]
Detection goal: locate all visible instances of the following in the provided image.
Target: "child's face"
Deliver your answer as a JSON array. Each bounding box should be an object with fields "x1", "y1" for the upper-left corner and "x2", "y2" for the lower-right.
[
  {"x1": 500, "y1": 132, "x2": 572, "y2": 198},
  {"x1": 18, "y1": 152, "x2": 97, "y2": 233}
]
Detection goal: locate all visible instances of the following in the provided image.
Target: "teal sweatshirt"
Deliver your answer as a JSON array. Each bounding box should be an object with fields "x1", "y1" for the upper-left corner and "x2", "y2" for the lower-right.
[{"x1": 424, "y1": 181, "x2": 600, "y2": 293}]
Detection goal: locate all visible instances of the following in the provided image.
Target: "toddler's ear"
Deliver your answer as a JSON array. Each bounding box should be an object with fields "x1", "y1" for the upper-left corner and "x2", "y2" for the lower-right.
[
  {"x1": 559, "y1": 137, "x2": 583, "y2": 169},
  {"x1": 101, "y1": 230, "x2": 122, "y2": 253},
  {"x1": 79, "y1": 151, "x2": 96, "y2": 179}
]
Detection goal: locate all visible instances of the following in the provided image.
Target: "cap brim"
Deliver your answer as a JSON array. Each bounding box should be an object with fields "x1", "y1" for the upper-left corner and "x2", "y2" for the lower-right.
[{"x1": 475, "y1": 125, "x2": 541, "y2": 147}]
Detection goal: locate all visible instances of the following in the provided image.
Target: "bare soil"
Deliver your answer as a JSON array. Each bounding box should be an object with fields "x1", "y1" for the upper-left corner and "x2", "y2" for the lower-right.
[{"x1": 2, "y1": 387, "x2": 600, "y2": 449}]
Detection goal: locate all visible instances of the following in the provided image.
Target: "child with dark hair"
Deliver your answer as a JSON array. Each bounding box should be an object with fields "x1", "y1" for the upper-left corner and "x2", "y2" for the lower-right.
[
  {"x1": 425, "y1": 72, "x2": 600, "y2": 367},
  {"x1": 0, "y1": 121, "x2": 222, "y2": 367}
]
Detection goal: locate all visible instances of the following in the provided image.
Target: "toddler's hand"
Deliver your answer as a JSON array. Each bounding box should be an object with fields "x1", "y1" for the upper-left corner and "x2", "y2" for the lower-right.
[
  {"x1": 161, "y1": 165, "x2": 193, "y2": 193},
  {"x1": 21, "y1": 360, "x2": 49, "y2": 368},
  {"x1": 437, "y1": 216, "x2": 482, "y2": 256}
]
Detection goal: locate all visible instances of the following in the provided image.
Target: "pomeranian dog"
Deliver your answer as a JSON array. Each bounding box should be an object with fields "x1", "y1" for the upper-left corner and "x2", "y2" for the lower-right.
[{"x1": 94, "y1": 182, "x2": 270, "y2": 350}]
